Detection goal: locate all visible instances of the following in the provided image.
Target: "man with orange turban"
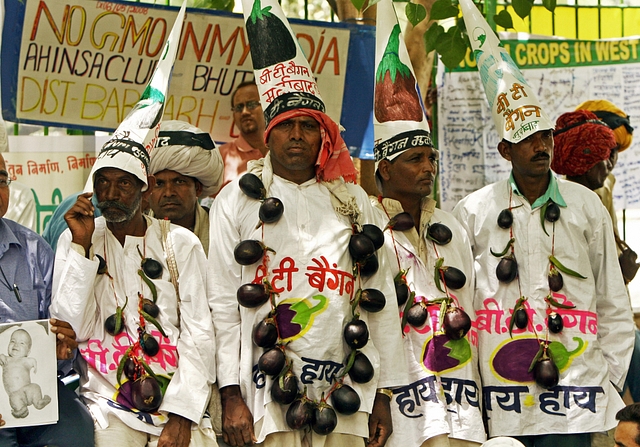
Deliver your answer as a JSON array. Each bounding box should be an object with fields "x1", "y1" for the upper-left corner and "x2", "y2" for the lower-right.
[
  {"x1": 574, "y1": 100, "x2": 638, "y2": 283},
  {"x1": 574, "y1": 101, "x2": 640, "y2": 406}
]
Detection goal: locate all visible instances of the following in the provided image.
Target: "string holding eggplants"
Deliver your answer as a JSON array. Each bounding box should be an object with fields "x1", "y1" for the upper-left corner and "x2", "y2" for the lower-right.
[
  {"x1": 100, "y1": 245, "x2": 169, "y2": 413},
  {"x1": 380, "y1": 208, "x2": 472, "y2": 340},
  {"x1": 495, "y1": 191, "x2": 587, "y2": 389},
  {"x1": 234, "y1": 173, "x2": 386, "y2": 435}
]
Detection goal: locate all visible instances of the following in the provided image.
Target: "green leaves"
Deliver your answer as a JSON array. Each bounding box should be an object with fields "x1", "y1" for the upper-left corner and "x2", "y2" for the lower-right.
[
  {"x1": 512, "y1": 0, "x2": 534, "y2": 19},
  {"x1": 545, "y1": 294, "x2": 576, "y2": 310},
  {"x1": 192, "y1": 0, "x2": 234, "y2": 12},
  {"x1": 142, "y1": 311, "x2": 168, "y2": 338},
  {"x1": 549, "y1": 256, "x2": 587, "y2": 279},
  {"x1": 351, "y1": 0, "x2": 368, "y2": 12},
  {"x1": 434, "y1": 257, "x2": 445, "y2": 293},
  {"x1": 540, "y1": 201, "x2": 550, "y2": 236},
  {"x1": 338, "y1": 349, "x2": 357, "y2": 378},
  {"x1": 406, "y1": 2, "x2": 427, "y2": 27},
  {"x1": 542, "y1": 0, "x2": 557, "y2": 12},
  {"x1": 508, "y1": 296, "x2": 528, "y2": 337},
  {"x1": 490, "y1": 238, "x2": 515, "y2": 258},
  {"x1": 138, "y1": 269, "x2": 158, "y2": 303},
  {"x1": 493, "y1": 10, "x2": 514, "y2": 29},
  {"x1": 435, "y1": 25, "x2": 468, "y2": 69},
  {"x1": 400, "y1": 289, "x2": 416, "y2": 333},
  {"x1": 430, "y1": 0, "x2": 459, "y2": 20},
  {"x1": 528, "y1": 342, "x2": 546, "y2": 373},
  {"x1": 424, "y1": 23, "x2": 445, "y2": 54}
]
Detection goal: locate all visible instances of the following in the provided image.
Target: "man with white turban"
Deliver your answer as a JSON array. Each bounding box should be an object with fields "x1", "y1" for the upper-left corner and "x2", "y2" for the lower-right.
[{"x1": 149, "y1": 120, "x2": 223, "y2": 255}]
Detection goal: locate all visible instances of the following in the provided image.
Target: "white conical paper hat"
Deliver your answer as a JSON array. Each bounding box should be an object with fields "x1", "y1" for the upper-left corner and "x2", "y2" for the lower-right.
[
  {"x1": 85, "y1": 0, "x2": 187, "y2": 193},
  {"x1": 241, "y1": 0, "x2": 325, "y2": 125},
  {"x1": 459, "y1": 0, "x2": 553, "y2": 143},
  {"x1": 373, "y1": 0, "x2": 432, "y2": 167}
]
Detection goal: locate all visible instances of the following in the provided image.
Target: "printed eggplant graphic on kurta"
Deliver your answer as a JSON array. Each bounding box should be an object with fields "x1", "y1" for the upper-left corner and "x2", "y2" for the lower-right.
[
  {"x1": 422, "y1": 333, "x2": 472, "y2": 374},
  {"x1": 245, "y1": 0, "x2": 297, "y2": 70},
  {"x1": 490, "y1": 336, "x2": 586, "y2": 383},
  {"x1": 275, "y1": 295, "x2": 329, "y2": 342},
  {"x1": 374, "y1": 24, "x2": 423, "y2": 123}
]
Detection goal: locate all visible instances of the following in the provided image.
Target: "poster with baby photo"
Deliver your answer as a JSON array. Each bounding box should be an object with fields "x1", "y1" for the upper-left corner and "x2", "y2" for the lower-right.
[{"x1": 0, "y1": 320, "x2": 57, "y2": 428}]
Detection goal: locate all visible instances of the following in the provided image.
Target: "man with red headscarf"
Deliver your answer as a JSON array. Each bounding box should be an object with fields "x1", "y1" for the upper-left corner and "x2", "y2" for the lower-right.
[
  {"x1": 209, "y1": 94, "x2": 407, "y2": 447},
  {"x1": 551, "y1": 110, "x2": 616, "y2": 190},
  {"x1": 207, "y1": 1, "x2": 406, "y2": 446},
  {"x1": 553, "y1": 109, "x2": 640, "y2": 409}
]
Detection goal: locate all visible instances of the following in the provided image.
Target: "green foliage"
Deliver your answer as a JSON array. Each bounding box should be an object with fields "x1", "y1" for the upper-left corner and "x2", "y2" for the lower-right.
[
  {"x1": 193, "y1": 0, "x2": 234, "y2": 12},
  {"x1": 344, "y1": 0, "x2": 548, "y2": 72},
  {"x1": 493, "y1": 9, "x2": 514, "y2": 29},
  {"x1": 435, "y1": 24, "x2": 468, "y2": 69},
  {"x1": 406, "y1": 2, "x2": 427, "y2": 26},
  {"x1": 424, "y1": 23, "x2": 445, "y2": 54},
  {"x1": 542, "y1": 0, "x2": 557, "y2": 12},
  {"x1": 352, "y1": 0, "x2": 369, "y2": 12},
  {"x1": 430, "y1": 0, "x2": 459, "y2": 20},
  {"x1": 512, "y1": 0, "x2": 534, "y2": 19}
]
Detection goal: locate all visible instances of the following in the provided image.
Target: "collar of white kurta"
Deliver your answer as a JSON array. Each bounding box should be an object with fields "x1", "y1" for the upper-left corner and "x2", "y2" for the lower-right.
[{"x1": 247, "y1": 155, "x2": 362, "y2": 229}]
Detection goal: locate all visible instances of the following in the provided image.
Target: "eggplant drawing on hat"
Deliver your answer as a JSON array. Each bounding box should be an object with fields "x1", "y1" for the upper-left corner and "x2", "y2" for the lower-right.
[
  {"x1": 246, "y1": 0, "x2": 297, "y2": 70},
  {"x1": 374, "y1": 25, "x2": 423, "y2": 123}
]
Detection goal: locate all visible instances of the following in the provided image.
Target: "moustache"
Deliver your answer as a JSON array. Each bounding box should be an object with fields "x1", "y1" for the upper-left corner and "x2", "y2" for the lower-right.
[
  {"x1": 97, "y1": 200, "x2": 131, "y2": 212},
  {"x1": 531, "y1": 153, "x2": 550, "y2": 161}
]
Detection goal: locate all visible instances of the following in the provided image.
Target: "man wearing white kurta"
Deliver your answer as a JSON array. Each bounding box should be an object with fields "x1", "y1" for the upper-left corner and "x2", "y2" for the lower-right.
[
  {"x1": 208, "y1": 106, "x2": 407, "y2": 446},
  {"x1": 454, "y1": 0, "x2": 635, "y2": 442},
  {"x1": 370, "y1": 0, "x2": 484, "y2": 443},
  {"x1": 373, "y1": 155, "x2": 485, "y2": 447},
  {"x1": 50, "y1": 149, "x2": 217, "y2": 446},
  {"x1": 452, "y1": 129, "x2": 634, "y2": 445}
]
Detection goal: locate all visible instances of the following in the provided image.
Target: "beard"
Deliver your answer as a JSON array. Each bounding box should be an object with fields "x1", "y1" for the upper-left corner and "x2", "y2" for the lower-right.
[{"x1": 97, "y1": 194, "x2": 142, "y2": 223}]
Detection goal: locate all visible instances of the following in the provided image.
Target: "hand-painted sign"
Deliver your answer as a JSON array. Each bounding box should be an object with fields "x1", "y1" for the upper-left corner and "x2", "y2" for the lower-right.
[{"x1": 2, "y1": 0, "x2": 353, "y2": 145}]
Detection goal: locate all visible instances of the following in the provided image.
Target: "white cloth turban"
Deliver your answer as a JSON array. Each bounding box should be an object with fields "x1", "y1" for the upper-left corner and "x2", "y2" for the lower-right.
[{"x1": 150, "y1": 120, "x2": 224, "y2": 198}]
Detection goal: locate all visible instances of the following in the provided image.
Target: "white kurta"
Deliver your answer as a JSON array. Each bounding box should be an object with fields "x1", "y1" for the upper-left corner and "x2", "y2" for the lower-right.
[
  {"x1": 452, "y1": 178, "x2": 634, "y2": 437},
  {"x1": 373, "y1": 197, "x2": 485, "y2": 446},
  {"x1": 51, "y1": 216, "x2": 216, "y2": 436},
  {"x1": 208, "y1": 173, "x2": 408, "y2": 443}
]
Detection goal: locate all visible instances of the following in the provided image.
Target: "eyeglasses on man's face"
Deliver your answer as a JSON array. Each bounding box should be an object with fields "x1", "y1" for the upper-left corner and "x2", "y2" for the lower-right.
[
  {"x1": 0, "y1": 174, "x2": 12, "y2": 188},
  {"x1": 232, "y1": 101, "x2": 261, "y2": 113}
]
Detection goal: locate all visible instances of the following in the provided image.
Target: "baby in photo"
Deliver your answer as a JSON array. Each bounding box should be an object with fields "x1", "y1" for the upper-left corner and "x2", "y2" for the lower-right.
[{"x1": 0, "y1": 329, "x2": 51, "y2": 418}]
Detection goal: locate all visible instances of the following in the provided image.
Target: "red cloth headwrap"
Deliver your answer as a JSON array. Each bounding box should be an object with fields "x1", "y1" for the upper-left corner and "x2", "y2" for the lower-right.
[
  {"x1": 265, "y1": 109, "x2": 358, "y2": 183},
  {"x1": 552, "y1": 110, "x2": 616, "y2": 176}
]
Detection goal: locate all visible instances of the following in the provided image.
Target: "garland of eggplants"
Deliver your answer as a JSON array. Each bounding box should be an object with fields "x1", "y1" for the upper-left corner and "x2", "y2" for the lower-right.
[
  {"x1": 377, "y1": 202, "x2": 472, "y2": 340},
  {"x1": 492, "y1": 188, "x2": 586, "y2": 390},
  {"x1": 234, "y1": 173, "x2": 387, "y2": 435},
  {"x1": 98, "y1": 242, "x2": 167, "y2": 413}
]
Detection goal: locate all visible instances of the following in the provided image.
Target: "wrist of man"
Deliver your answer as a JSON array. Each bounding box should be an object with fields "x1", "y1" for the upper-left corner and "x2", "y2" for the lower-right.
[
  {"x1": 376, "y1": 388, "x2": 393, "y2": 400},
  {"x1": 220, "y1": 384, "x2": 243, "y2": 402}
]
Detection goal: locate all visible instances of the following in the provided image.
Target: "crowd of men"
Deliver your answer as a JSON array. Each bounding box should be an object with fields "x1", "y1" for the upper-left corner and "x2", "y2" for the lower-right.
[{"x1": 0, "y1": 0, "x2": 639, "y2": 445}]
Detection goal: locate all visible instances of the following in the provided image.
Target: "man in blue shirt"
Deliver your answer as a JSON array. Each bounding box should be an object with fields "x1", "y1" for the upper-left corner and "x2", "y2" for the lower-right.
[{"x1": 0, "y1": 153, "x2": 94, "y2": 447}]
